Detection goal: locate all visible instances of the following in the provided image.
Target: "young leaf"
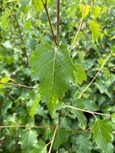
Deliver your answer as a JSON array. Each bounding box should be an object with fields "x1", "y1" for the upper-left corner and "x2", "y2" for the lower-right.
[
  {"x1": 19, "y1": 129, "x2": 38, "y2": 153},
  {"x1": 0, "y1": 76, "x2": 10, "y2": 88},
  {"x1": 80, "y1": 3, "x2": 90, "y2": 18},
  {"x1": 93, "y1": 6, "x2": 101, "y2": 19},
  {"x1": 1, "y1": 8, "x2": 11, "y2": 30},
  {"x1": 33, "y1": 0, "x2": 52, "y2": 12},
  {"x1": 88, "y1": 20, "x2": 101, "y2": 42},
  {"x1": 33, "y1": 0, "x2": 43, "y2": 11},
  {"x1": 0, "y1": 76, "x2": 10, "y2": 83},
  {"x1": 101, "y1": 6, "x2": 107, "y2": 14},
  {"x1": 30, "y1": 44, "x2": 74, "y2": 112},
  {"x1": 92, "y1": 120, "x2": 112, "y2": 150},
  {"x1": 30, "y1": 94, "x2": 41, "y2": 118}
]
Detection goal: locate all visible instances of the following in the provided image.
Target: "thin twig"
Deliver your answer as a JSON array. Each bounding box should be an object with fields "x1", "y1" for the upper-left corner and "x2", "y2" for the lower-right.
[
  {"x1": 48, "y1": 124, "x2": 59, "y2": 153},
  {"x1": 92, "y1": 0, "x2": 95, "y2": 12},
  {"x1": 69, "y1": 4, "x2": 88, "y2": 52},
  {"x1": 41, "y1": 0, "x2": 58, "y2": 46},
  {"x1": 56, "y1": 0, "x2": 60, "y2": 46},
  {"x1": 7, "y1": 93, "x2": 16, "y2": 101},
  {"x1": 78, "y1": 52, "x2": 112, "y2": 98},
  {"x1": 65, "y1": 105, "x2": 111, "y2": 117},
  {"x1": 0, "y1": 125, "x2": 55, "y2": 129},
  {"x1": 0, "y1": 81, "x2": 35, "y2": 89},
  {"x1": 46, "y1": 141, "x2": 51, "y2": 147},
  {"x1": 58, "y1": 110, "x2": 61, "y2": 128},
  {"x1": 69, "y1": 17, "x2": 83, "y2": 51}
]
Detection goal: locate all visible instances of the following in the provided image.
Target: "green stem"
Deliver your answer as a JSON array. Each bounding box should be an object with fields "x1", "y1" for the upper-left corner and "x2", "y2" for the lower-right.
[{"x1": 65, "y1": 104, "x2": 111, "y2": 117}]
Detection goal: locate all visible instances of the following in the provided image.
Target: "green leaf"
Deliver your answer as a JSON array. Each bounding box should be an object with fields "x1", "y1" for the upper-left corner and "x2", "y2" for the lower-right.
[
  {"x1": 1, "y1": 100, "x2": 13, "y2": 114},
  {"x1": 74, "y1": 64, "x2": 87, "y2": 84},
  {"x1": 72, "y1": 110, "x2": 87, "y2": 129},
  {"x1": 33, "y1": 141, "x2": 47, "y2": 153},
  {"x1": 105, "y1": 143, "x2": 114, "y2": 153},
  {"x1": 30, "y1": 94, "x2": 41, "y2": 118},
  {"x1": 88, "y1": 20, "x2": 101, "y2": 42},
  {"x1": 30, "y1": 44, "x2": 74, "y2": 112},
  {"x1": 101, "y1": 6, "x2": 107, "y2": 14},
  {"x1": 93, "y1": 6, "x2": 101, "y2": 19},
  {"x1": 0, "y1": 76, "x2": 10, "y2": 88},
  {"x1": 92, "y1": 120, "x2": 112, "y2": 150},
  {"x1": 72, "y1": 134, "x2": 92, "y2": 153},
  {"x1": 77, "y1": 135, "x2": 92, "y2": 153},
  {"x1": 70, "y1": 100, "x2": 87, "y2": 129},
  {"x1": 111, "y1": 113, "x2": 115, "y2": 123},
  {"x1": 1, "y1": 8, "x2": 11, "y2": 30},
  {"x1": 95, "y1": 80, "x2": 111, "y2": 97},
  {"x1": 110, "y1": 35, "x2": 115, "y2": 40},
  {"x1": 0, "y1": 76, "x2": 10, "y2": 83},
  {"x1": 80, "y1": 3, "x2": 90, "y2": 18},
  {"x1": 20, "y1": 129, "x2": 38, "y2": 153},
  {"x1": 33, "y1": 0, "x2": 52, "y2": 12},
  {"x1": 33, "y1": 0, "x2": 44, "y2": 11},
  {"x1": 53, "y1": 128, "x2": 69, "y2": 149}
]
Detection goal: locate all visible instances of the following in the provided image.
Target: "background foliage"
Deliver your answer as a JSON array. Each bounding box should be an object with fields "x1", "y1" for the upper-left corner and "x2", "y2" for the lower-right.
[{"x1": 0, "y1": 0, "x2": 115, "y2": 152}]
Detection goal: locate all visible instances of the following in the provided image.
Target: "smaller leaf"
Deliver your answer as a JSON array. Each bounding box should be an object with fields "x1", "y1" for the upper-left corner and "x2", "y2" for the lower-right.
[
  {"x1": 93, "y1": 6, "x2": 101, "y2": 19},
  {"x1": 34, "y1": 141, "x2": 47, "y2": 153},
  {"x1": 30, "y1": 94, "x2": 41, "y2": 118},
  {"x1": 1, "y1": 100, "x2": 13, "y2": 114},
  {"x1": 33, "y1": 0, "x2": 52, "y2": 12},
  {"x1": 105, "y1": 143, "x2": 114, "y2": 153},
  {"x1": 70, "y1": 100, "x2": 87, "y2": 129},
  {"x1": 92, "y1": 120, "x2": 112, "y2": 150},
  {"x1": 72, "y1": 110, "x2": 87, "y2": 129},
  {"x1": 1, "y1": 8, "x2": 11, "y2": 30},
  {"x1": 101, "y1": 6, "x2": 107, "y2": 14},
  {"x1": 95, "y1": 80, "x2": 111, "y2": 97},
  {"x1": 111, "y1": 113, "x2": 115, "y2": 123},
  {"x1": 19, "y1": 129, "x2": 38, "y2": 153},
  {"x1": 74, "y1": 64, "x2": 87, "y2": 84},
  {"x1": 0, "y1": 77, "x2": 10, "y2": 88},
  {"x1": 110, "y1": 35, "x2": 115, "y2": 40},
  {"x1": 53, "y1": 128, "x2": 69, "y2": 149},
  {"x1": 80, "y1": 3, "x2": 90, "y2": 18},
  {"x1": 88, "y1": 20, "x2": 101, "y2": 42},
  {"x1": 0, "y1": 77, "x2": 10, "y2": 83},
  {"x1": 33, "y1": 0, "x2": 44, "y2": 11}
]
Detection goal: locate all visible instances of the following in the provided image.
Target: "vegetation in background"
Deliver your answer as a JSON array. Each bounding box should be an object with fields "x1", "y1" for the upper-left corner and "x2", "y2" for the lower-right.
[{"x1": 0, "y1": 0, "x2": 115, "y2": 152}]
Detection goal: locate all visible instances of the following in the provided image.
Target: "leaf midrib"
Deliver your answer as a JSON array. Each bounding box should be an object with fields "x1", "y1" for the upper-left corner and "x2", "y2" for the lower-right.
[{"x1": 51, "y1": 48, "x2": 56, "y2": 97}]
